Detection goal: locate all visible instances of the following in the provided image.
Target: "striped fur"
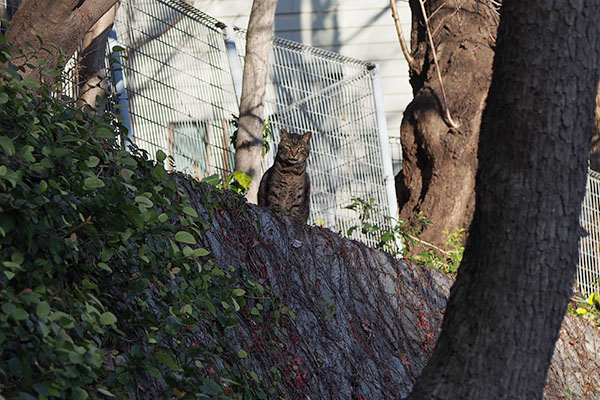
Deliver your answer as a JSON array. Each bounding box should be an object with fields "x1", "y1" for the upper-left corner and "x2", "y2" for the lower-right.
[{"x1": 258, "y1": 129, "x2": 311, "y2": 222}]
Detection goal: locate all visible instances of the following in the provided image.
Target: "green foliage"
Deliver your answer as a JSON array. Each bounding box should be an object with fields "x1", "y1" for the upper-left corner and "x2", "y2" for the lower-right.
[
  {"x1": 569, "y1": 292, "x2": 600, "y2": 325},
  {"x1": 229, "y1": 114, "x2": 274, "y2": 156},
  {"x1": 0, "y1": 36, "x2": 283, "y2": 399},
  {"x1": 345, "y1": 197, "x2": 465, "y2": 273},
  {"x1": 201, "y1": 170, "x2": 252, "y2": 195}
]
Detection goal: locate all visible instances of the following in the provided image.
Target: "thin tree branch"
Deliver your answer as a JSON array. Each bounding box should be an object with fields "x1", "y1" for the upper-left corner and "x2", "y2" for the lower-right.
[
  {"x1": 418, "y1": 0, "x2": 459, "y2": 129},
  {"x1": 389, "y1": 0, "x2": 417, "y2": 71}
]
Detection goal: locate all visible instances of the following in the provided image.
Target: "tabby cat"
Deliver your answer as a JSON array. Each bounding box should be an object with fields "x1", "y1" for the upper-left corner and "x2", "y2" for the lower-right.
[{"x1": 258, "y1": 128, "x2": 312, "y2": 222}]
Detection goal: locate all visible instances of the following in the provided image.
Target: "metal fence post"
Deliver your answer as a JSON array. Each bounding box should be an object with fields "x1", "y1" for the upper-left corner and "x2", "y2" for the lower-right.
[
  {"x1": 220, "y1": 23, "x2": 243, "y2": 106},
  {"x1": 108, "y1": 26, "x2": 133, "y2": 146},
  {"x1": 371, "y1": 64, "x2": 399, "y2": 221}
]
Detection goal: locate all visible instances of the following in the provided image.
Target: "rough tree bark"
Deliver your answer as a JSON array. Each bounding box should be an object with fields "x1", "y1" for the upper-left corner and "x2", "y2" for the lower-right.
[
  {"x1": 5, "y1": 0, "x2": 118, "y2": 81},
  {"x1": 75, "y1": 3, "x2": 119, "y2": 114},
  {"x1": 173, "y1": 179, "x2": 600, "y2": 399},
  {"x1": 396, "y1": 0, "x2": 500, "y2": 248},
  {"x1": 405, "y1": 2, "x2": 600, "y2": 399},
  {"x1": 235, "y1": 0, "x2": 277, "y2": 204}
]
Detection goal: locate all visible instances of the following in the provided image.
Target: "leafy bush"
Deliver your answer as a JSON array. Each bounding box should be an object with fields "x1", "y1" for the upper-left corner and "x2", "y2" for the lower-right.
[
  {"x1": 569, "y1": 292, "x2": 600, "y2": 325},
  {"x1": 0, "y1": 36, "x2": 281, "y2": 399},
  {"x1": 345, "y1": 197, "x2": 465, "y2": 273}
]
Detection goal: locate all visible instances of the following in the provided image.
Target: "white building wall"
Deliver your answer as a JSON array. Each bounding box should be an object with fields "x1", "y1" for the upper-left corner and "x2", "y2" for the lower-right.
[{"x1": 190, "y1": 0, "x2": 413, "y2": 174}]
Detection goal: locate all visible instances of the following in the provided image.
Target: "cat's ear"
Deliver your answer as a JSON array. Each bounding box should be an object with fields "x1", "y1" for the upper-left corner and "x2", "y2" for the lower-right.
[
  {"x1": 280, "y1": 128, "x2": 290, "y2": 140},
  {"x1": 302, "y1": 131, "x2": 312, "y2": 142}
]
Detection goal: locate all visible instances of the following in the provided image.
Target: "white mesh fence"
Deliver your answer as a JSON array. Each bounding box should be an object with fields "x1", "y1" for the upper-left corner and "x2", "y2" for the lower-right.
[
  {"x1": 112, "y1": 0, "x2": 396, "y2": 247},
  {"x1": 578, "y1": 169, "x2": 600, "y2": 296}
]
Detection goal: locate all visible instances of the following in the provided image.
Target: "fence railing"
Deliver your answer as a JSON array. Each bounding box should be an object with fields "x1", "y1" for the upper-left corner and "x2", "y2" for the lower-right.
[
  {"x1": 111, "y1": 0, "x2": 397, "y2": 247},
  {"x1": 110, "y1": 0, "x2": 600, "y2": 293},
  {"x1": 578, "y1": 169, "x2": 600, "y2": 296}
]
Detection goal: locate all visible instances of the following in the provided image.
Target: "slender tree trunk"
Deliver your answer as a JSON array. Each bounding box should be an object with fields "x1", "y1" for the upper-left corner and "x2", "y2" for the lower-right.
[
  {"x1": 5, "y1": 0, "x2": 118, "y2": 81},
  {"x1": 235, "y1": 0, "x2": 277, "y2": 204},
  {"x1": 396, "y1": 0, "x2": 499, "y2": 248},
  {"x1": 75, "y1": 3, "x2": 119, "y2": 115},
  {"x1": 406, "y1": 2, "x2": 600, "y2": 399}
]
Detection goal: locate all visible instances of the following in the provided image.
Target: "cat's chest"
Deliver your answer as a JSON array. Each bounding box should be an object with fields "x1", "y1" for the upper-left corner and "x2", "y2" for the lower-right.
[{"x1": 268, "y1": 165, "x2": 307, "y2": 203}]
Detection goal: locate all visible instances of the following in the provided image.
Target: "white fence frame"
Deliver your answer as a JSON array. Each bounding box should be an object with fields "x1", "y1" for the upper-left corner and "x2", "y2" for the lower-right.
[{"x1": 111, "y1": 0, "x2": 397, "y2": 247}]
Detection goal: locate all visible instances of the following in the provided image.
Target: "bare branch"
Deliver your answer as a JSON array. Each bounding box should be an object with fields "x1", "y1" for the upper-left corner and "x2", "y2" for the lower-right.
[
  {"x1": 389, "y1": 0, "x2": 417, "y2": 71},
  {"x1": 418, "y1": 0, "x2": 459, "y2": 129}
]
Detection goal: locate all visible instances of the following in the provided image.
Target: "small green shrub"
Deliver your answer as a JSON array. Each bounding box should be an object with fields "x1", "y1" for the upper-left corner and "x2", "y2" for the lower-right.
[
  {"x1": 0, "y1": 36, "x2": 283, "y2": 399},
  {"x1": 345, "y1": 197, "x2": 465, "y2": 273},
  {"x1": 569, "y1": 292, "x2": 600, "y2": 325}
]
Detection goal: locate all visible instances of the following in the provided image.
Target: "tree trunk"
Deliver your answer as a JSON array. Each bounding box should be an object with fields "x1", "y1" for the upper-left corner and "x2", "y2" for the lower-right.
[
  {"x1": 5, "y1": 0, "x2": 118, "y2": 81},
  {"x1": 405, "y1": 2, "x2": 600, "y2": 399},
  {"x1": 396, "y1": 0, "x2": 500, "y2": 248},
  {"x1": 173, "y1": 178, "x2": 600, "y2": 399},
  {"x1": 75, "y1": 3, "x2": 119, "y2": 115},
  {"x1": 234, "y1": 0, "x2": 277, "y2": 204}
]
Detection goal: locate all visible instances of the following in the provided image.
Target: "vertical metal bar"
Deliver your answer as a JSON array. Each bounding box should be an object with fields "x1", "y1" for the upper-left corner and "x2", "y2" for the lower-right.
[
  {"x1": 370, "y1": 64, "x2": 399, "y2": 220},
  {"x1": 221, "y1": 23, "x2": 243, "y2": 106},
  {"x1": 108, "y1": 26, "x2": 133, "y2": 146}
]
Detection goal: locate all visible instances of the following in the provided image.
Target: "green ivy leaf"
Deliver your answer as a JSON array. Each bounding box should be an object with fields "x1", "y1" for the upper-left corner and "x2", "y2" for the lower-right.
[
  {"x1": 97, "y1": 262, "x2": 112, "y2": 273},
  {"x1": 204, "y1": 300, "x2": 216, "y2": 317},
  {"x1": 181, "y1": 304, "x2": 192, "y2": 315},
  {"x1": 85, "y1": 156, "x2": 100, "y2": 168},
  {"x1": 120, "y1": 168, "x2": 134, "y2": 182},
  {"x1": 0, "y1": 136, "x2": 15, "y2": 156},
  {"x1": 36, "y1": 301, "x2": 50, "y2": 319},
  {"x1": 21, "y1": 77, "x2": 41, "y2": 89},
  {"x1": 182, "y1": 206, "x2": 198, "y2": 218},
  {"x1": 83, "y1": 177, "x2": 105, "y2": 190},
  {"x1": 97, "y1": 388, "x2": 115, "y2": 398},
  {"x1": 135, "y1": 195, "x2": 153, "y2": 209},
  {"x1": 20, "y1": 145, "x2": 35, "y2": 163},
  {"x1": 233, "y1": 171, "x2": 252, "y2": 189},
  {"x1": 201, "y1": 174, "x2": 221, "y2": 186},
  {"x1": 155, "y1": 350, "x2": 179, "y2": 370},
  {"x1": 194, "y1": 248, "x2": 210, "y2": 257},
  {"x1": 156, "y1": 149, "x2": 167, "y2": 162},
  {"x1": 99, "y1": 312, "x2": 117, "y2": 325},
  {"x1": 12, "y1": 307, "x2": 29, "y2": 321},
  {"x1": 71, "y1": 387, "x2": 89, "y2": 400},
  {"x1": 175, "y1": 231, "x2": 196, "y2": 244},
  {"x1": 95, "y1": 126, "x2": 114, "y2": 139}
]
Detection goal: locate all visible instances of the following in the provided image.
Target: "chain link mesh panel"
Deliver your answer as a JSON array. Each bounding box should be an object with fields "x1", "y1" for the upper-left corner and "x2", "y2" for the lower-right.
[
  {"x1": 578, "y1": 169, "x2": 600, "y2": 296},
  {"x1": 112, "y1": 0, "x2": 393, "y2": 247}
]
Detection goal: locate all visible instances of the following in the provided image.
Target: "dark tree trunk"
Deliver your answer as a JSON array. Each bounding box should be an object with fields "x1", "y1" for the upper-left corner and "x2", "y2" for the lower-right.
[
  {"x1": 396, "y1": 0, "x2": 500, "y2": 248},
  {"x1": 405, "y1": 2, "x2": 600, "y2": 399},
  {"x1": 171, "y1": 179, "x2": 600, "y2": 399}
]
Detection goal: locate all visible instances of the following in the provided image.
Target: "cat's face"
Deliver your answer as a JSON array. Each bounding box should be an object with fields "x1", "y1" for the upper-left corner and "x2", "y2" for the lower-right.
[{"x1": 277, "y1": 129, "x2": 312, "y2": 164}]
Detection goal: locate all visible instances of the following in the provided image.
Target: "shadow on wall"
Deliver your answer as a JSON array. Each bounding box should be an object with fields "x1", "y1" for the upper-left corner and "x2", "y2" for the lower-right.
[{"x1": 273, "y1": 0, "x2": 341, "y2": 51}]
